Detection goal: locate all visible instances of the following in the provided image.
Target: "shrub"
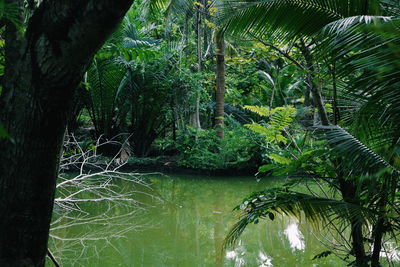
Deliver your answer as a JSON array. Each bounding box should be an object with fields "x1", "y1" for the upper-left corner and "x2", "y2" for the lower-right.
[{"x1": 166, "y1": 124, "x2": 261, "y2": 170}]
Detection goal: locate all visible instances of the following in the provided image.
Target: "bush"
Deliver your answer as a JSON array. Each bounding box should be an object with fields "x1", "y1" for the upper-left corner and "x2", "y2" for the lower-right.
[{"x1": 158, "y1": 124, "x2": 261, "y2": 170}]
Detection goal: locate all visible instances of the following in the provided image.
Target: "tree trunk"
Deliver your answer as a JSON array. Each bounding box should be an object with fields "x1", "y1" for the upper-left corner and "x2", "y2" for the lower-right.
[
  {"x1": 298, "y1": 40, "x2": 330, "y2": 126},
  {"x1": 215, "y1": 30, "x2": 225, "y2": 139},
  {"x1": 338, "y1": 178, "x2": 369, "y2": 266},
  {"x1": 189, "y1": 5, "x2": 202, "y2": 129},
  {"x1": 297, "y1": 40, "x2": 369, "y2": 265},
  {"x1": 0, "y1": 1, "x2": 133, "y2": 266}
]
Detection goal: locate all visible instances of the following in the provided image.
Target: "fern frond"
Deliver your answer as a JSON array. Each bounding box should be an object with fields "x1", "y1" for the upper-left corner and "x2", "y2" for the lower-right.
[
  {"x1": 244, "y1": 105, "x2": 271, "y2": 116},
  {"x1": 244, "y1": 122, "x2": 269, "y2": 136},
  {"x1": 269, "y1": 106, "x2": 296, "y2": 132},
  {"x1": 245, "y1": 105, "x2": 296, "y2": 144}
]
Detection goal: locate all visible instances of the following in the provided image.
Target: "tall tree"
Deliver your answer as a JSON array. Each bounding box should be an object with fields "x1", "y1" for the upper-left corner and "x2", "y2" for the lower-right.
[
  {"x1": 215, "y1": 29, "x2": 225, "y2": 139},
  {"x1": 221, "y1": 0, "x2": 399, "y2": 265},
  {"x1": 189, "y1": 0, "x2": 203, "y2": 128},
  {"x1": 0, "y1": 0, "x2": 133, "y2": 266}
]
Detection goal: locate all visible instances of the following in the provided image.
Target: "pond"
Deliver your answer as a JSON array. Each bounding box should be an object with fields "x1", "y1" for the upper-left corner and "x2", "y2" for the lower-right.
[{"x1": 48, "y1": 174, "x2": 354, "y2": 266}]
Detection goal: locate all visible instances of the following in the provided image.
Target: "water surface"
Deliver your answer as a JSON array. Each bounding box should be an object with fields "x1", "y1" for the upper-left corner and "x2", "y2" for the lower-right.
[{"x1": 49, "y1": 174, "x2": 349, "y2": 266}]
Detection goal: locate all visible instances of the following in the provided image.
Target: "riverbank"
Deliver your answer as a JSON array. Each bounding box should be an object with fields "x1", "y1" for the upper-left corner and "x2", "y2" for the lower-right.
[{"x1": 63, "y1": 155, "x2": 258, "y2": 176}]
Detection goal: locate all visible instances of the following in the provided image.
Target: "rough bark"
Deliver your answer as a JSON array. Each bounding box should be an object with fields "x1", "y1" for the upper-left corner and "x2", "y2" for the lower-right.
[
  {"x1": 0, "y1": 1, "x2": 133, "y2": 266},
  {"x1": 215, "y1": 30, "x2": 225, "y2": 139}
]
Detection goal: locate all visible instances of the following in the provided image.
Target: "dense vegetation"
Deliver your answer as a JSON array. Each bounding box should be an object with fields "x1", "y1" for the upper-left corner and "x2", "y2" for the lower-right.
[{"x1": 0, "y1": 0, "x2": 399, "y2": 266}]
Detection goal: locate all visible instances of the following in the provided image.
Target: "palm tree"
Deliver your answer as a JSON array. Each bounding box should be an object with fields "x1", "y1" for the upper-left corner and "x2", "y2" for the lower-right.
[
  {"x1": 221, "y1": 0, "x2": 400, "y2": 266},
  {"x1": 85, "y1": 11, "x2": 160, "y2": 141}
]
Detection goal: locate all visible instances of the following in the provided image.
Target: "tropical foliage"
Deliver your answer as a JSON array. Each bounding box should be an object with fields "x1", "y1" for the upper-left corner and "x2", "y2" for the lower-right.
[
  {"x1": 220, "y1": 0, "x2": 400, "y2": 266},
  {"x1": 2, "y1": 0, "x2": 398, "y2": 265},
  {"x1": 60, "y1": 0, "x2": 400, "y2": 264}
]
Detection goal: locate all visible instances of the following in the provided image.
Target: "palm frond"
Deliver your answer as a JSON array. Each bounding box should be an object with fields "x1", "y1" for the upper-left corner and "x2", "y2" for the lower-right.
[
  {"x1": 0, "y1": 0, "x2": 22, "y2": 28},
  {"x1": 219, "y1": 0, "x2": 381, "y2": 41},
  {"x1": 165, "y1": 0, "x2": 194, "y2": 19},
  {"x1": 224, "y1": 188, "x2": 377, "y2": 248},
  {"x1": 86, "y1": 58, "x2": 127, "y2": 136},
  {"x1": 321, "y1": 15, "x2": 393, "y2": 35},
  {"x1": 316, "y1": 125, "x2": 399, "y2": 176},
  {"x1": 140, "y1": 0, "x2": 169, "y2": 18},
  {"x1": 326, "y1": 20, "x2": 400, "y2": 149}
]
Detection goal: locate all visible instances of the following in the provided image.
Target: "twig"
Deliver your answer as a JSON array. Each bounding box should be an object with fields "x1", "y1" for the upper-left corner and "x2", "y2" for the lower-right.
[{"x1": 47, "y1": 248, "x2": 61, "y2": 267}]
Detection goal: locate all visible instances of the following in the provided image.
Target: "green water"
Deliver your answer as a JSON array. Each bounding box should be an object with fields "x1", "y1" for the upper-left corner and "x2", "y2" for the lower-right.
[{"x1": 49, "y1": 174, "x2": 349, "y2": 266}]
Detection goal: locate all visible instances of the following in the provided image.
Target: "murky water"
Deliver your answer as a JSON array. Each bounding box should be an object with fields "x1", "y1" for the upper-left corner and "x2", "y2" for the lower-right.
[{"x1": 48, "y1": 174, "x2": 360, "y2": 266}]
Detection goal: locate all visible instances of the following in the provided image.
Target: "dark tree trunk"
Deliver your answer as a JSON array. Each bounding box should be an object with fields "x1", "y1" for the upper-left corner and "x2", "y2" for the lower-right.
[
  {"x1": 215, "y1": 30, "x2": 225, "y2": 139},
  {"x1": 297, "y1": 41, "x2": 369, "y2": 264},
  {"x1": 67, "y1": 86, "x2": 87, "y2": 134},
  {"x1": 338, "y1": 177, "x2": 369, "y2": 266},
  {"x1": 298, "y1": 40, "x2": 330, "y2": 126},
  {"x1": 131, "y1": 129, "x2": 158, "y2": 157},
  {"x1": 0, "y1": 1, "x2": 133, "y2": 266}
]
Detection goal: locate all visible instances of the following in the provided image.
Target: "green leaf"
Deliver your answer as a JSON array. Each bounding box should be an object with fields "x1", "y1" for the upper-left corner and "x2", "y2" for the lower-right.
[
  {"x1": 244, "y1": 105, "x2": 271, "y2": 116},
  {"x1": 224, "y1": 188, "x2": 377, "y2": 249},
  {"x1": 312, "y1": 251, "x2": 332, "y2": 260},
  {"x1": 258, "y1": 70, "x2": 275, "y2": 87},
  {"x1": 258, "y1": 164, "x2": 276, "y2": 173},
  {"x1": 268, "y1": 153, "x2": 292, "y2": 165}
]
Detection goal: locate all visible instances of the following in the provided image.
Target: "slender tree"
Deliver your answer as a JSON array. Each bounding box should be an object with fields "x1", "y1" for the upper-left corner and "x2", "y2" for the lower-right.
[
  {"x1": 189, "y1": 1, "x2": 203, "y2": 128},
  {"x1": 0, "y1": 1, "x2": 133, "y2": 266},
  {"x1": 215, "y1": 29, "x2": 225, "y2": 139}
]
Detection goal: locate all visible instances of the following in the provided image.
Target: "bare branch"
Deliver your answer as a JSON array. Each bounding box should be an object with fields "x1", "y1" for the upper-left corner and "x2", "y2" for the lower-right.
[{"x1": 49, "y1": 135, "x2": 160, "y2": 264}]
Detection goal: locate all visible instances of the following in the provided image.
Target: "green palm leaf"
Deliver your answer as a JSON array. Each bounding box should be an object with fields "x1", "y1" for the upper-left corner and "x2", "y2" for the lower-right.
[
  {"x1": 0, "y1": 0, "x2": 21, "y2": 28},
  {"x1": 86, "y1": 58, "x2": 127, "y2": 136},
  {"x1": 317, "y1": 125, "x2": 398, "y2": 174},
  {"x1": 220, "y1": 0, "x2": 381, "y2": 40},
  {"x1": 318, "y1": 17, "x2": 400, "y2": 144},
  {"x1": 224, "y1": 188, "x2": 377, "y2": 248}
]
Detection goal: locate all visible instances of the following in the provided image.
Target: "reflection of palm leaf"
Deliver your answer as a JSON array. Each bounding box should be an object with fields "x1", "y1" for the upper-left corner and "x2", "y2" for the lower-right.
[{"x1": 224, "y1": 188, "x2": 376, "y2": 248}]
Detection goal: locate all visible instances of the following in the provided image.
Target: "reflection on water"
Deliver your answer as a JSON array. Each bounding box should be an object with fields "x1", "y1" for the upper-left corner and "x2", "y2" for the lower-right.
[
  {"x1": 380, "y1": 242, "x2": 400, "y2": 262},
  {"x1": 226, "y1": 247, "x2": 273, "y2": 267},
  {"x1": 48, "y1": 174, "x2": 355, "y2": 266},
  {"x1": 258, "y1": 251, "x2": 273, "y2": 267},
  {"x1": 284, "y1": 222, "x2": 305, "y2": 251}
]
